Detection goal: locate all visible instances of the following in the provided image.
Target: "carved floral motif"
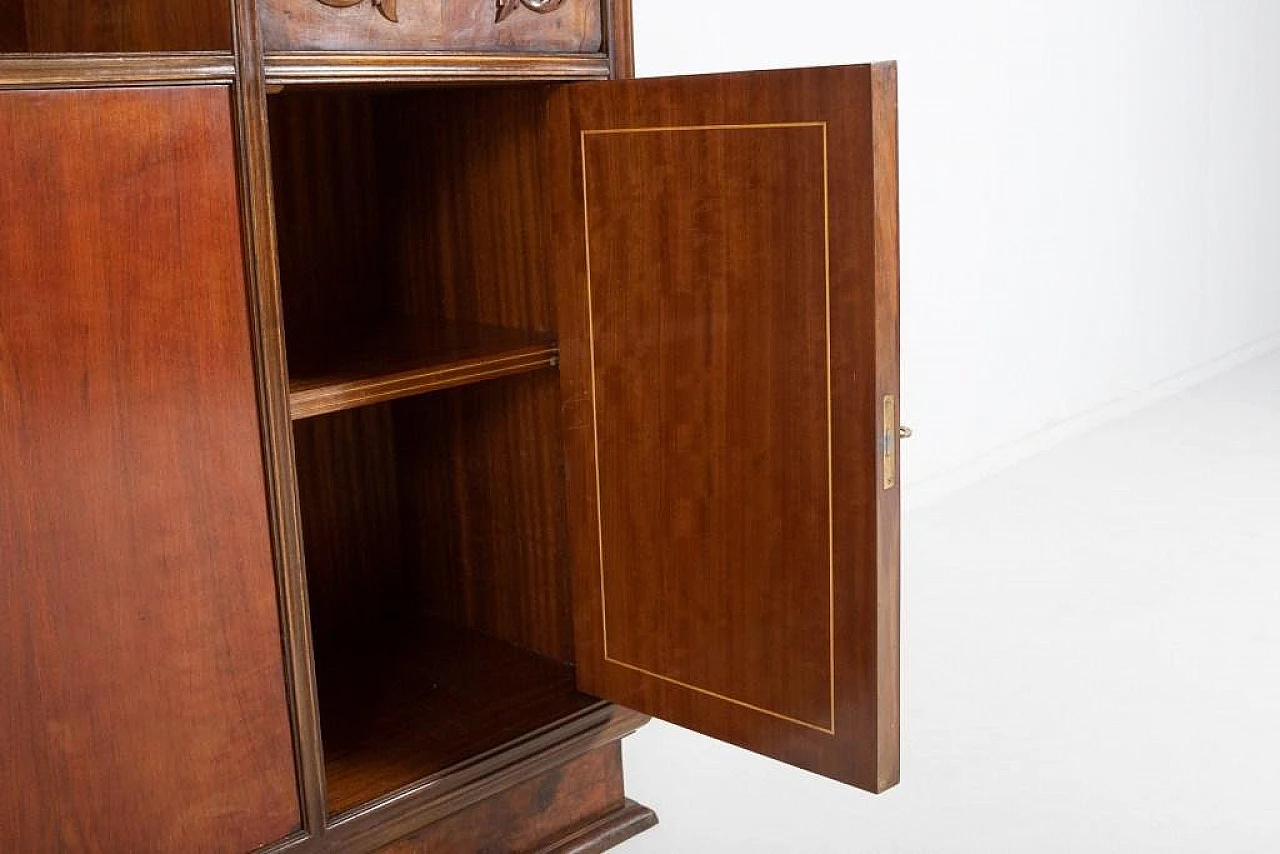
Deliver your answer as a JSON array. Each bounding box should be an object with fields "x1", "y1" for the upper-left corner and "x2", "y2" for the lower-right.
[
  {"x1": 496, "y1": 0, "x2": 566, "y2": 22},
  {"x1": 313, "y1": 0, "x2": 398, "y2": 24},
  {"x1": 310, "y1": 0, "x2": 567, "y2": 26}
]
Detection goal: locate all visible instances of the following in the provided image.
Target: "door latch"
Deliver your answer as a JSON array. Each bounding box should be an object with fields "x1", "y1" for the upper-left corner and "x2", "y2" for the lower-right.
[{"x1": 883, "y1": 395, "x2": 912, "y2": 490}]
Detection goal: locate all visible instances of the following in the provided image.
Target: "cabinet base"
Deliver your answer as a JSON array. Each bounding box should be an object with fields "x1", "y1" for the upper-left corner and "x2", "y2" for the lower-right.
[
  {"x1": 542, "y1": 799, "x2": 657, "y2": 854},
  {"x1": 377, "y1": 740, "x2": 656, "y2": 853}
]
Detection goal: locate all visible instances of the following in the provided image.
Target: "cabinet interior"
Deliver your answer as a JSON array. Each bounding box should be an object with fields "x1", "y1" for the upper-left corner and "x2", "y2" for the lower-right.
[
  {"x1": 0, "y1": 0, "x2": 231, "y2": 53},
  {"x1": 269, "y1": 85, "x2": 593, "y2": 817}
]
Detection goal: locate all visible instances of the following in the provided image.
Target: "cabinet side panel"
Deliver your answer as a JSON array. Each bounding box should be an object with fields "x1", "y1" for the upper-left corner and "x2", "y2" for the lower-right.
[{"x1": 0, "y1": 86, "x2": 299, "y2": 851}]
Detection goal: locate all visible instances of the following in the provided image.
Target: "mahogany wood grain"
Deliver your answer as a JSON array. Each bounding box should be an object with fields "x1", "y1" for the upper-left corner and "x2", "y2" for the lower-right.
[
  {"x1": 289, "y1": 320, "x2": 557, "y2": 420},
  {"x1": 397, "y1": 372, "x2": 576, "y2": 663},
  {"x1": 292, "y1": 404, "x2": 407, "y2": 649},
  {"x1": 269, "y1": 89, "x2": 389, "y2": 353},
  {"x1": 377, "y1": 87, "x2": 580, "y2": 661},
  {"x1": 373, "y1": 86, "x2": 560, "y2": 333},
  {"x1": 0, "y1": 1, "x2": 26, "y2": 51},
  {"x1": 319, "y1": 618, "x2": 596, "y2": 815},
  {"x1": 0, "y1": 85, "x2": 298, "y2": 851},
  {"x1": 553, "y1": 64, "x2": 901, "y2": 792},
  {"x1": 9, "y1": 0, "x2": 230, "y2": 52},
  {"x1": 270, "y1": 86, "x2": 563, "y2": 379},
  {"x1": 261, "y1": 0, "x2": 601, "y2": 53},
  {"x1": 376, "y1": 743, "x2": 652, "y2": 853}
]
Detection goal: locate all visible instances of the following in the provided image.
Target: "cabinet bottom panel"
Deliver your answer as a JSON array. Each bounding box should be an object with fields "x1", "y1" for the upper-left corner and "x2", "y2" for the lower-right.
[{"x1": 320, "y1": 618, "x2": 598, "y2": 815}]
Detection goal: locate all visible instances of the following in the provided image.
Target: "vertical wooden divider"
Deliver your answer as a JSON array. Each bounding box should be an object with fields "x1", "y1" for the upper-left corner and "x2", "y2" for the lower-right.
[
  {"x1": 230, "y1": 0, "x2": 329, "y2": 843},
  {"x1": 603, "y1": 0, "x2": 634, "y2": 80}
]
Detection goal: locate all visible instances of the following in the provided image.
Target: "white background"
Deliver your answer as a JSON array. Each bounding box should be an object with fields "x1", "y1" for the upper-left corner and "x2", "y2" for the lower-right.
[
  {"x1": 614, "y1": 1, "x2": 1280, "y2": 851},
  {"x1": 627, "y1": 0, "x2": 1280, "y2": 497}
]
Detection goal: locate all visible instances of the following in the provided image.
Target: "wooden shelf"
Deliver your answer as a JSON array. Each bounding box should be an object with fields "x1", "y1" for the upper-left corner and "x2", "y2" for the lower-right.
[
  {"x1": 317, "y1": 618, "x2": 596, "y2": 817},
  {"x1": 288, "y1": 321, "x2": 558, "y2": 420}
]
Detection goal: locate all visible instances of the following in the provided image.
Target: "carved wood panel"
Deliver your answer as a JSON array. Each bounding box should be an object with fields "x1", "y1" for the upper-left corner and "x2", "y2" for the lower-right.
[{"x1": 261, "y1": 0, "x2": 601, "y2": 53}]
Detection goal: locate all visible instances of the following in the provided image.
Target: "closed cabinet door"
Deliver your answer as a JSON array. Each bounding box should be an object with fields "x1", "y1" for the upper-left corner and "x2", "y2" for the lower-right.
[
  {"x1": 0, "y1": 86, "x2": 299, "y2": 851},
  {"x1": 555, "y1": 64, "x2": 901, "y2": 793}
]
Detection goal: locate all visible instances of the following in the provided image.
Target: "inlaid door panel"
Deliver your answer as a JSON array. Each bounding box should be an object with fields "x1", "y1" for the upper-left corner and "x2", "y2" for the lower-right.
[
  {"x1": 0, "y1": 86, "x2": 299, "y2": 851},
  {"x1": 554, "y1": 64, "x2": 900, "y2": 792}
]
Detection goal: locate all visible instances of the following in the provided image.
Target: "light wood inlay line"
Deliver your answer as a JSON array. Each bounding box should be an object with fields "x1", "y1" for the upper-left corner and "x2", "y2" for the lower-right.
[{"x1": 581, "y1": 122, "x2": 837, "y2": 735}]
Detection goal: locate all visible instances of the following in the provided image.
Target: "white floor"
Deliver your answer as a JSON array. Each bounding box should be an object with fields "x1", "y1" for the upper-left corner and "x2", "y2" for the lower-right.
[{"x1": 615, "y1": 351, "x2": 1280, "y2": 853}]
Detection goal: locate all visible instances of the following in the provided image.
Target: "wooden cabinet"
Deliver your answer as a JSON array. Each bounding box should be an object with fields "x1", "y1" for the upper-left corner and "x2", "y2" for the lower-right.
[{"x1": 1, "y1": 1, "x2": 899, "y2": 851}]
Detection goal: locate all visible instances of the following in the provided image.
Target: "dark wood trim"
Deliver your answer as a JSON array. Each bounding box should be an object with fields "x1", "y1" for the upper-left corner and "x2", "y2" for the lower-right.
[
  {"x1": 264, "y1": 51, "x2": 610, "y2": 86},
  {"x1": 318, "y1": 706, "x2": 649, "y2": 853},
  {"x1": 541, "y1": 800, "x2": 658, "y2": 854},
  {"x1": 0, "y1": 52, "x2": 234, "y2": 88},
  {"x1": 256, "y1": 830, "x2": 311, "y2": 854},
  {"x1": 602, "y1": 0, "x2": 633, "y2": 80},
  {"x1": 230, "y1": 0, "x2": 330, "y2": 839}
]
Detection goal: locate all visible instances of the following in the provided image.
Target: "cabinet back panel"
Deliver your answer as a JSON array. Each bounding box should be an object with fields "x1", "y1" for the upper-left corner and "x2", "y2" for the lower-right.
[
  {"x1": 0, "y1": 86, "x2": 298, "y2": 852},
  {"x1": 293, "y1": 403, "x2": 408, "y2": 647},
  {"x1": 376, "y1": 87, "x2": 557, "y2": 332},
  {"x1": 5, "y1": 0, "x2": 232, "y2": 52},
  {"x1": 269, "y1": 90, "x2": 393, "y2": 355},
  {"x1": 271, "y1": 85, "x2": 573, "y2": 661},
  {"x1": 397, "y1": 373, "x2": 574, "y2": 662},
  {"x1": 270, "y1": 87, "x2": 557, "y2": 343}
]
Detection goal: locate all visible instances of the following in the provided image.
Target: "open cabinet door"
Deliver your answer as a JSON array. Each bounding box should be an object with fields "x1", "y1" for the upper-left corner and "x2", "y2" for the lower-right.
[{"x1": 553, "y1": 64, "x2": 901, "y2": 792}]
